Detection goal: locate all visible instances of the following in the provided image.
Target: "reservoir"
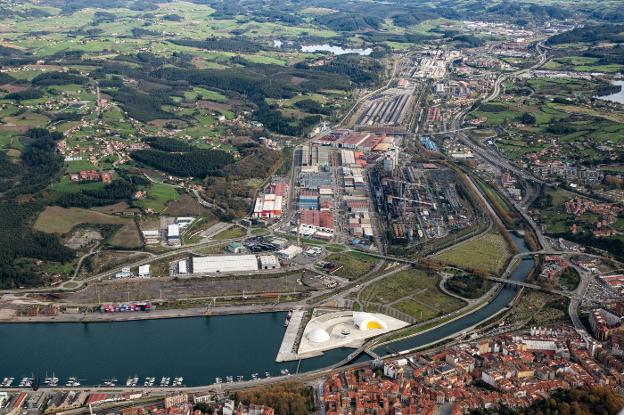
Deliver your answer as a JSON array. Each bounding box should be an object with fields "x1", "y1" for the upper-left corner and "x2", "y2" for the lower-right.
[
  {"x1": 0, "y1": 237, "x2": 533, "y2": 386},
  {"x1": 596, "y1": 80, "x2": 624, "y2": 104},
  {"x1": 301, "y1": 44, "x2": 372, "y2": 56}
]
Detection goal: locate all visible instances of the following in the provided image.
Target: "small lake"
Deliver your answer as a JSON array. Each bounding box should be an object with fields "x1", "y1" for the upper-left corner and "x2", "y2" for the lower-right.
[
  {"x1": 596, "y1": 80, "x2": 624, "y2": 104},
  {"x1": 301, "y1": 44, "x2": 372, "y2": 56}
]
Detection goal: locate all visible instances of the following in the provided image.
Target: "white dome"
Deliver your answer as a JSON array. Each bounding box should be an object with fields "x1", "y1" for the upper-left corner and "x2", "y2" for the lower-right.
[
  {"x1": 307, "y1": 328, "x2": 330, "y2": 343},
  {"x1": 353, "y1": 312, "x2": 387, "y2": 331}
]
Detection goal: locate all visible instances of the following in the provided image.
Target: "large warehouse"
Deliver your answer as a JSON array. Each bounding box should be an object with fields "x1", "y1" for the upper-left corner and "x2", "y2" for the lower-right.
[{"x1": 192, "y1": 255, "x2": 259, "y2": 274}]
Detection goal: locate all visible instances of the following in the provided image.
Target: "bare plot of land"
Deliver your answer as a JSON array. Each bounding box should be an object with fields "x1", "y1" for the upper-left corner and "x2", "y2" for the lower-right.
[{"x1": 62, "y1": 272, "x2": 310, "y2": 304}]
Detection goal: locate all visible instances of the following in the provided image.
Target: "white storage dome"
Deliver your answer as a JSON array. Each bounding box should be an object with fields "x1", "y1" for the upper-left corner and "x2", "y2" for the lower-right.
[{"x1": 307, "y1": 328, "x2": 330, "y2": 343}]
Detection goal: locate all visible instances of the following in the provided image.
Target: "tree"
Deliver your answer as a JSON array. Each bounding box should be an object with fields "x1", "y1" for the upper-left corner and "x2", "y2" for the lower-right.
[{"x1": 519, "y1": 112, "x2": 536, "y2": 125}]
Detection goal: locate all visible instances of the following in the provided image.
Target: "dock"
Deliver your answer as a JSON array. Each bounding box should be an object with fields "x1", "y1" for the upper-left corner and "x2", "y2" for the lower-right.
[{"x1": 275, "y1": 309, "x2": 305, "y2": 362}]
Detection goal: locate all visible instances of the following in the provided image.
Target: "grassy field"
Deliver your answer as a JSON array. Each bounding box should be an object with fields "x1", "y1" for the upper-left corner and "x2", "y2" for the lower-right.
[
  {"x1": 435, "y1": 231, "x2": 512, "y2": 275},
  {"x1": 360, "y1": 268, "x2": 465, "y2": 322},
  {"x1": 181, "y1": 216, "x2": 219, "y2": 244},
  {"x1": 34, "y1": 205, "x2": 142, "y2": 249},
  {"x1": 211, "y1": 225, "x2": 247, "y2": 241},
  {"x1": 107, "y1": 221, "x2": 143, "y2": 249},
  {"x1": 34, "y1": 206, "x2": 129, "y2": 234},
  {"x1": 323, "y1": 251, "x2": 380, "y2": 280},
  {"x1": 504, "y1": 291, "x2": 568, "y2": 325},
  {"x1": 559, "y1": 267, "x2": 580, "y2": 290},
  {"x1": 134, "y1": 182, "x2": 180, "y2": 213}
]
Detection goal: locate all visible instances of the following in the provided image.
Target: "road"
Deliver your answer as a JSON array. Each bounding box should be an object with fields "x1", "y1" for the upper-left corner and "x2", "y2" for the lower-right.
[
  {"x1": 483, "y1": 41, "x2": 549, "y2": 103},
  {"x1": 568, "y1": 262, "x2": 591, "y2": 331},
  {"x1": 452, "y1": 41, "x2": 550, "y2": 187},
  {"x1": 0, "y1": 236, "x2": 249, "y2": 295}
]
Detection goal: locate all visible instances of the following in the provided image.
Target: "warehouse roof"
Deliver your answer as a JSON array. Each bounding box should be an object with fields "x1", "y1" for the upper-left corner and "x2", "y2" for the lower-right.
[{"x1": 192, "y1": 255, "x2": 258, "y2": 274}]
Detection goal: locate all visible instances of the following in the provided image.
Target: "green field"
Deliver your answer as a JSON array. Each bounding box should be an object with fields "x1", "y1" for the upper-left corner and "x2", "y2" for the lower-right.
[
  {"x1": 323, "y1": 251, "x2": 380, "y2": 280},
  {"x1": 34, "y1": 206, "x2": 129, "y2": 234},
  {"x1": 212, "y1": 226, "x2": 247, "y2": 241},
  {"x1": 360, "y1": 268, "x2": 465, "y2": 322},
  {"x1": 435, "y1": 231, "x2": 512, "y2": 275},
  {"x1": 134, "y1": 182, "x2": 180, "y2": 213}
]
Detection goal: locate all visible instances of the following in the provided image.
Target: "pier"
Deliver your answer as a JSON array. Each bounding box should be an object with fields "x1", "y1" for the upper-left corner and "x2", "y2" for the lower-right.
[{"x1": 275, "y1": 309, "x2": 305, "y2": 362}]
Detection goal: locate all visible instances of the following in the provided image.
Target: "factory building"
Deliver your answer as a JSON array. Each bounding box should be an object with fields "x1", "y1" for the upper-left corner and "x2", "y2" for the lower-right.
[
  {"x1": 138, "y1": 265, "x2": 150, "y2": 277},
  {"x1": 253, "y1": 194, "x2": 283, "y2": 218},
  {"x1": 167, "y1": 224, "x2": 180, "y2": 245},
  {"x1": 300, "y1": 210, "x2": 334, "y2": 233},
  {"x1": 192, "y1": 255, "x2": 259, "y2": 274},
  {"x1": 258, "y1": 255, "x2": 281, "y2": 270}
]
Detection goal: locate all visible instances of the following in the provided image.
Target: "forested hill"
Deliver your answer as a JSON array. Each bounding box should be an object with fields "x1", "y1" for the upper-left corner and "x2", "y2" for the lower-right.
[{"x1": 0, "y1": 129, "x2": 74, "y2": 288}]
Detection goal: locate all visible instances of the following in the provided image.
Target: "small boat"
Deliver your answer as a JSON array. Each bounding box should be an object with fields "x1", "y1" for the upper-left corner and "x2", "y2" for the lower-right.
[
  {"x1": 66, "y1": 377, "x2": 80, "y2": 387},
  {"x1": 264, "y1": 372, "x2": 271, "y2": 378},
  {"x1": 102, "y1": 378, "x2": 117, "y2": 387},
  {"x1": 236, "y1": 375, "x2": 244, "y2": 382},
  {"x1": 284, "y1": 318, "x2": 290, "y2": 327},
  {"x1": 20, "y1": 375, "x2": 35, "y2": 388},
  {"x1": 251, "y1": 373, "x2": 259, "y2": 380},
  {"x1": 44, "y1": 373, "x2": 59, "y2": 387},
  {"x1": 2, "y1": 377, "x2": 14, "y2": 387},
  {"x1": 125, "y1": 377, "x2": 133, "y2": 387},
  {"x1": 215, "y1": 377, "x2": 222, "y2": 384},
  {"x1": 280, "y1": 369, "x2": 290, "y2": 376},
  {"x1": 226, "y1": 376, "x2": 233, "y2": 383}
]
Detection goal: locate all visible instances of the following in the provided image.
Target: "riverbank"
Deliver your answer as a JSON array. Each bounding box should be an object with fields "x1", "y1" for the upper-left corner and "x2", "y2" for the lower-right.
[{"x1": 0, "y1": 303, "x2": 297, "y2": 324}]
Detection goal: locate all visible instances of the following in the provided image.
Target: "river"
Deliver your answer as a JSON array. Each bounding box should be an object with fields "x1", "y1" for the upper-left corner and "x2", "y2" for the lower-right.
[
  {"x1": 0, "y1": 237, "x2": 532, "y2": 386},
  {"x1": 375, "y1": 235, "x2": 532, "y2": 355}
]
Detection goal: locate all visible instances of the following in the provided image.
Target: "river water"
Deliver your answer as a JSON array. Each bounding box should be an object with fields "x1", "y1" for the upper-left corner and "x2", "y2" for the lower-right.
[{"x1": 0, "y1": 237, "x2": 532, "y2": 386}]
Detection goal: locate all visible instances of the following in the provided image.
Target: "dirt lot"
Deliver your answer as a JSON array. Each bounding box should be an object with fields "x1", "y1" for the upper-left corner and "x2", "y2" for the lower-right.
[
  {"x1": 108, "y1": 221, "x2": 143, "y2": 249},
  {"x1": 62, "y1": 271, "x2": 312, "y2": 304},
  {"x1": 65, "y1": 229, "x2": 103, "y2": 250},
  {"x1": 163, "y1": 194, "x2": 215, "y2": 217}
]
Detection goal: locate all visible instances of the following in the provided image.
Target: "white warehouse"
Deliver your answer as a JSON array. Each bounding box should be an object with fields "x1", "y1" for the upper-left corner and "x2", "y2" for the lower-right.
[{"x1": 192, "y1": 255, "x2": 259, "y2": 274}]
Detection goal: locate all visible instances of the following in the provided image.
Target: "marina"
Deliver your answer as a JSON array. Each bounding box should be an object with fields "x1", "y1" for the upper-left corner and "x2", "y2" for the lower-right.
[{"x1": 0, "y1": 237, "x2": 534, "y2": 387}]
